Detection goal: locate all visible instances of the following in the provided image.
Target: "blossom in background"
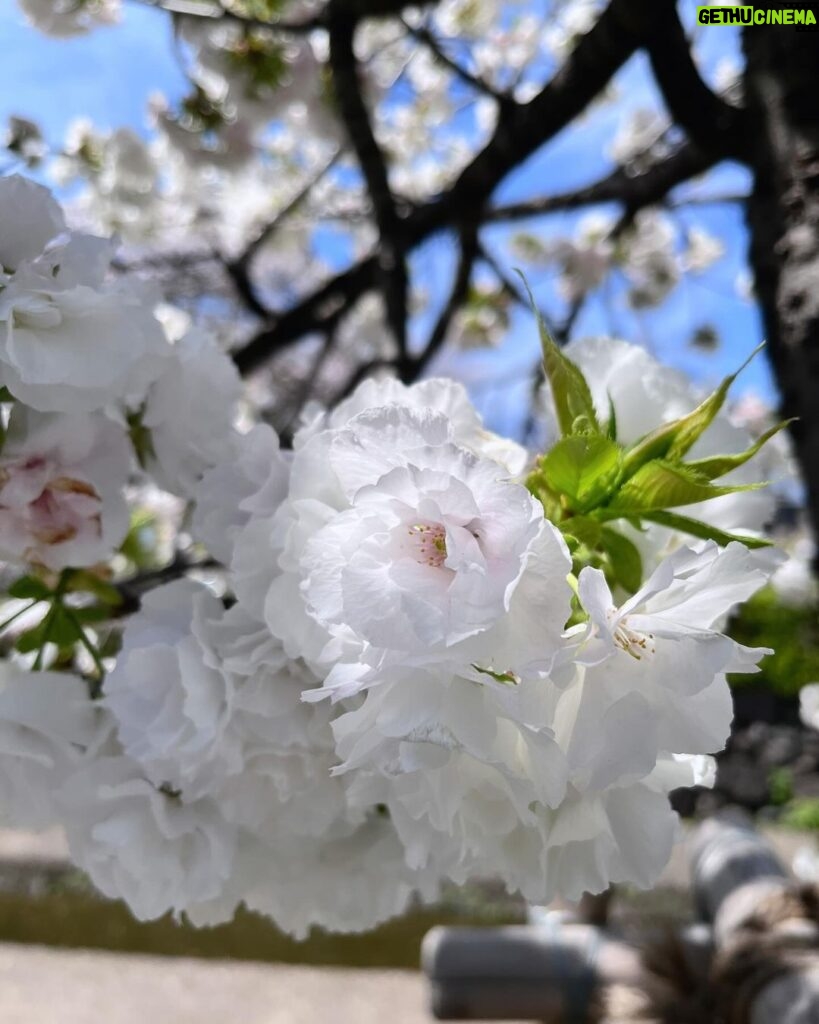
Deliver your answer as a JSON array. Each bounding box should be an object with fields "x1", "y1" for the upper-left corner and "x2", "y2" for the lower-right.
[
  {"x1": 18, "y1": 0, "x2": 120, "y2": 37},
  {"x1": 0, "y1": 406, "x2": 130, "y2": 570},
  {"x1": 0, "y1": 176, "x2": 65, "y2": 273},
  {"x1": 799, "y1": 684, "x2": 819, "y2": 733},
  {"x1": 140, "y1": 328, "x2": 243, "y2": 497}
]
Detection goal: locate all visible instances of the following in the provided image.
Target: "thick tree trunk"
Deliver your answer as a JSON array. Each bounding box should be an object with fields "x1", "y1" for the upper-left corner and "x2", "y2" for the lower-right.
[{"x1": 743, "y1": 25, "x2": 819, "y2": 553}]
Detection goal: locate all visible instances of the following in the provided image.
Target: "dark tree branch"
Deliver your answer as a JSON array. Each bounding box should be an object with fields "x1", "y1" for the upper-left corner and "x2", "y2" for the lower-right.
[
  {"x1": 233, "y1": 257, "x2": 379, "y2": 374},
  {"x1": 115, "y1": 555, "x2": 219, "y2": 615},
  {"x1": 328, "y1": 2, "x2": 410, "y2": 367},
  {"x1": 233, "y1": 0, "x2": 707, "y2": 375},
  {"x1": 644, "y1": 0, "x2": 750, "y2": 161},
  {"x1": 486, "y1": 138, "x2": 717, "y2": 222},
  {"x1": 413, "y1": 0, "x2": 657, "y2": 230}
]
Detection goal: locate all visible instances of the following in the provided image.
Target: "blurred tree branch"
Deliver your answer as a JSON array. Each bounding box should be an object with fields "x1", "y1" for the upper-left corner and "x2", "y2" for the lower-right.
[
  {"x1": 328, "y1": 2, "x2": 411, "y2": 372},
  {"x1": 643, "y1": 0, "x2": 749, "y2": 161},
  {"x1": 233, "y1": 0, "x2": 663, "y2": 373}
]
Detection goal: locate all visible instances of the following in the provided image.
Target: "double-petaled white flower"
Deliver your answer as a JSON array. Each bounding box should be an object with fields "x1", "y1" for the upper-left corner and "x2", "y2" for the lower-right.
[
  {"x1": 0, "y1": 665, "x2": 99, "y2": 828},
  {"x1": 0, "y1": 177, "x2": 167, "y2": 414},
  {"x1": 191, "y1": 423, "x2": 290, "y2": 564},
  {"x1": 140, "y1": 328, "x2": 242, "y2": 497},
  {"x1": 300, "y1": 405, "x2": 545, "y2": 657},
  {"x1": 59, "y1": 754, "x2": 237, "y2": 923}
]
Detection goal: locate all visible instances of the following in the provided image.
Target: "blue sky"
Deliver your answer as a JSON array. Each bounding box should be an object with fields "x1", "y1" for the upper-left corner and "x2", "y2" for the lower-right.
[{"x1": 0, "y1": 1, "x2": 774, "y2": 438}]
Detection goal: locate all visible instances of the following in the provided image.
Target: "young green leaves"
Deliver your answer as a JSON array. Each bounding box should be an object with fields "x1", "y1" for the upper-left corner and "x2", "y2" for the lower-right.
[
  {"x1": 522, "y1": 275, "x2": 785, "y2": 592},
  {"x1": 5, "y1": 568, "x2": 120, "y2": 679},
  {"x1": 519, "y1": 274, "x2": 599, "y2": 437}
]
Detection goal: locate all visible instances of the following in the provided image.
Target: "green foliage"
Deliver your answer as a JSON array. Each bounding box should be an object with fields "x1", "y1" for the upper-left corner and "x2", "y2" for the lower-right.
[
  {"x1": 7, "y1": 576, "x2": 51, "y2": 601},
  {"x1": 225, "y1": 31, "x2": 288, "y2": 99},
  {"x1": 126, "y1": 405, "x2": 155, "y2": 470},
  {"x1": 599, "y1": 527, "x2": 643, "y2": 595},
  {"x1": 638, "y1": 510, "x2": 774, "y2": 550},
  {"x1": 0, "y1": 883, "x2": 522, "y2": 970},
  {"x1": 520, "y1": 273, "x2": 782, "y2": 593},
  {"x1": 119, "y1": 509, "x2": 163, "y2": 570},
  {"x1": 4, "y1": 568, "x2": 120, "y2": 681},
  {"x1": 768, "y1": 767, "x2": 795, "y2": 806},
  {"x1": 539, "y1": 435, "x2": 621, "y2": 513},
  {"x1": 728, "y1": 586, "x2": 819, "y2": 697},
  {"x1": 520, "y1": 274, "x2": 599, "y2": 437},
  {"x1": 686, "y1": 420, "x2": 795, "y2": 480},
  {"x1": 605, "y1": 460, "x2": 763, "y2": 516},
  {"x1": 781, "y1": 797, "x2": 819, "y2": 832},
  {"x1": 618, "y1": 345, "x2": 765, "y2": 479}
]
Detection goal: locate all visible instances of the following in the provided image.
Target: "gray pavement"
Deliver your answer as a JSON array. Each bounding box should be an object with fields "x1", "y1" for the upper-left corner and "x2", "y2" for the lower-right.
[{"x1": 0, "y1": 943, "x2": 526, "y2": 1024}]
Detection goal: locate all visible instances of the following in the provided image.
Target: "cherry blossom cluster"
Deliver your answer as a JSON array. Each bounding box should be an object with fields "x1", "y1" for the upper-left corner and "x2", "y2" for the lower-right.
[
  {"x1": 10, "y1": 0, "x2": 734, "y2": 366},
  {"x1": 0, "y1": 175, "x2": 787, "y2": 935}
]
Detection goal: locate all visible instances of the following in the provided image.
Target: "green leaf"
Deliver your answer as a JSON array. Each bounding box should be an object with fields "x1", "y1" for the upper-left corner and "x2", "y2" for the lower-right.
[
  {"x1": 604, "y1": 459, "x2": 764, "y2": 515},
  {"x1": 620, "y1": 344, "x2": 765, "y2": 479},
  {"x1": 606, "y1": 393, "x2": 618, "y2": 441},
  {"x1": 517, "y1": 271, "x2": 599, "y2": 437},
  {"x1": 47, "y1": 606, "x2": 84, "y2": 648},
  {"x1": 667, "y1": 344, "x2": 764, "y2": 461},
  {"x1": 119, "y1": 509, "x2": 159, "y2": 569},
  {"x1": 638, "y1": 509, "x2": 774, "y2": 550},
  {"x1": 559, "y1": 515, "x2": 603, "y2": 549},
  {"x1": 540, "y1": 435, "x2": 622, "y2": 512},
  {"x1": 126, "y1": 405, "x2": 156, "y2": 471},
  {"x1": 7, "y1": 576, "x2": 51, "y2": 601},
  {"x1": 15, "y1": 601, "x2": 82, "y2": 655},
  {"x1": 66, "y1": 570, "x2": 123, "y2": 607},
  {"x1": 72, "y1": 605, "x2": 112, "y2": 625},
  {"x1": 471, "y1": 664, "x2": 520, "y2": 687},
  {"x1": 600, "y1": 526, "x2": 643, "y2": 594},
  {"x1": 526, "y1": 469, "x2": 563, "y2": 523},
  {"x1": 685, "y1": 419, "x2": 794, "y2": 481},
  {"x1": 14, "y1": 624, "x2": 47, "y2": 654}
]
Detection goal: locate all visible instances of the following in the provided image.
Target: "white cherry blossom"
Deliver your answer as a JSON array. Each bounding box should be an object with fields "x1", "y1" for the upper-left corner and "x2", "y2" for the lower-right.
[
  {"x1": 59, "y1": 754, "x2": 237, "y2": 922},
  {"x1": 0, "y1": 175, "x2": 65, "y2": 272},
  {"x1": 140, "y1": 328, "x2": 242, "y2": 497},
  {"x1": 0, "y1": 665, "x2": 99, "y2": 828}
]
